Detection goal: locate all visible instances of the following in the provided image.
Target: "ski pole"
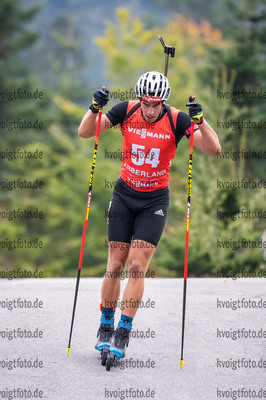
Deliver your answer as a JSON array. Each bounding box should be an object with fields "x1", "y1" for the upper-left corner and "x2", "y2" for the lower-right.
[
  {"x1": 180, "y1": 96, "x2": 195, "y2": 369},
  {"x1": 67, "y1": 99, "x2": 103, "y2": 357},
  {"x1": 158, "y1": 34, "x2": 175, "y2": 77}
]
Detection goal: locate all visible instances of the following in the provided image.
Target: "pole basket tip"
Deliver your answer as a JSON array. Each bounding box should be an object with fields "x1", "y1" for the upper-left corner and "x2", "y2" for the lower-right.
[
  {"x1": 180, "y1": 360, "x2": 184, "y2": 369},
  {"x1": 67, "y1": 348, "x2": 70, "y2": 357}
]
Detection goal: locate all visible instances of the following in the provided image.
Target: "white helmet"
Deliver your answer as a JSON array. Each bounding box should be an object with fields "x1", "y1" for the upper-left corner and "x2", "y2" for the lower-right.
[{"x1": 135, "y1": 71, "x2": 171, "y2": 102}]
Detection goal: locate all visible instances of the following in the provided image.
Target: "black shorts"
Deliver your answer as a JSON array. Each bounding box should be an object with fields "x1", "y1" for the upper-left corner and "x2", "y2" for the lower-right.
[{"x1": 107, "y1": 177, "x2": 169, "y2": 246}]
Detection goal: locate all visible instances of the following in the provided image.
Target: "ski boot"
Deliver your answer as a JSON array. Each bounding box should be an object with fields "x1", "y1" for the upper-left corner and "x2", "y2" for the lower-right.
[
  {"x1": 106, "y1": 324, "x2": 130, "y2": 371},
  {"x1": 95, "y1": 315, "x2": 114, "y2": 366}
]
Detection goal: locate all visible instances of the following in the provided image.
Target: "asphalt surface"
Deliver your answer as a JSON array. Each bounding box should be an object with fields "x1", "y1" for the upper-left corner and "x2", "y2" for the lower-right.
[{"x1": 0, "y1": 277, "x2": 265, "y2": 400}]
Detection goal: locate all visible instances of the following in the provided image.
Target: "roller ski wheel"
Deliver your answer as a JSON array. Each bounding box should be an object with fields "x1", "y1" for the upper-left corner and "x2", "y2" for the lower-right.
[
  {"x1": 106, "y1": 352, "x2": 117, "y2": 371},
  {"x1": 101, "y1": 346, "x2": 109, "y2": 366}
]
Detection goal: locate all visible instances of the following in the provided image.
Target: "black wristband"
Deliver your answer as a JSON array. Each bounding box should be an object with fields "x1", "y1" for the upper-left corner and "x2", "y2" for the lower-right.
[{"x1": 89, "y1": 104, "x2": 99, "y2": 114}]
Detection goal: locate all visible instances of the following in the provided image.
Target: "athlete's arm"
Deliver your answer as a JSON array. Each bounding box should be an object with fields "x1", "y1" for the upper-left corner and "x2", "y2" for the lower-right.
[
  {"x1": 185, "y1": 99, "x2": 221, "y2": 156},
  {"x1": 78, "y1": 101, "x2": 129, "y2": 138},
  {"x1": 193, "y1": 120, "x2": 221, "y2": 156},
  {"x1": 78, "y1": 110, "x2": 112, "y2": 138}
]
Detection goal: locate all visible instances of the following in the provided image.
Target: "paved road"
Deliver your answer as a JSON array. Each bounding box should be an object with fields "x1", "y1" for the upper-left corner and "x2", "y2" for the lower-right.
[{"x1": 0, "y1": 277, "x2": 265, "y2": 400}]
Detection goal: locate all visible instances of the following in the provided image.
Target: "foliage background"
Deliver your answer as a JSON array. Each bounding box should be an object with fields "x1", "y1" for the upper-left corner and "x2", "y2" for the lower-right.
[{"x1": 0, "y1": 0, "x2": 265, "y2": 277}]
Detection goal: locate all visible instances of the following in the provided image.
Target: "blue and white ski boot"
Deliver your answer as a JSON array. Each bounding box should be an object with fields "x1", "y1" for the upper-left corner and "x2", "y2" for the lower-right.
[
  {"x1": 106, "y1": 319, "x2": 131, "y2": 371},
  {"x1": 95, "y1": 315, "x2": 114, "y2": 366}
]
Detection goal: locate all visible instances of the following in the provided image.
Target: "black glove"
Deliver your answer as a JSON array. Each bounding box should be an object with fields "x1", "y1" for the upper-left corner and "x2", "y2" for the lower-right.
[
  {"x1": 90, "y1": 87, "x2": 109, "y2": 113},
  {"x1": 186, "y1": 96, "x2": 203, "y2": 124}
]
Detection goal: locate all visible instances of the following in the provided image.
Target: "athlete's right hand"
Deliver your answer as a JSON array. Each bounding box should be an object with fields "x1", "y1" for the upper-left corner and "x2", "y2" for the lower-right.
[{"x1": 90, "y1": 87, "x2": 109, "y2": 113}]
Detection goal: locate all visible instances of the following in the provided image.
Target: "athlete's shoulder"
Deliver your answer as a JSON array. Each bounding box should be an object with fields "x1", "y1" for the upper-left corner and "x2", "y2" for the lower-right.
[
  {"x1": 126, "y1": 100, "x2": 141, "y2": 113},
  {"x1": 106, "y1": 101, "x2": 129, "y2": 126},
  {"x1": 164, "y1": 102, "x2": 180, "y2": 115},
  {"x1": 112, "y1": 100, "x2": 129, "y2": 111},
  {"x1": 163, "y1": 103, "x2": 180, "y2": 134},
  {"x1": 120, "y1": 100, "x2": 141, "y2": 126},
  {"x1": 165, "y1": 103, "x2": 179, "y2": 111}
]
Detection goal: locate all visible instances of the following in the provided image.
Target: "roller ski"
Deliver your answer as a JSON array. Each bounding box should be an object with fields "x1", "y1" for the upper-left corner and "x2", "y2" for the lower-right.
[
  {"x1": 105, "y1": 319, "x2": 131, "y2": 371},
  {"x1": 95, "y1": 314, "x2": 114, "y2": 366}
]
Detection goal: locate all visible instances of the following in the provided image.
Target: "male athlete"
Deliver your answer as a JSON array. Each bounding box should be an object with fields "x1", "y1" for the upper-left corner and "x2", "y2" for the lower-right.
[{"x1": 78, "y1": 71, "x2": 221, "y2": 362}]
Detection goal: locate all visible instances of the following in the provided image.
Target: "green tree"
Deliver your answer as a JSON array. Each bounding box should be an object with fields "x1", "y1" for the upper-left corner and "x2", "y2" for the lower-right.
[
  {"x1": 150, "y1": 0, "x2": 225, "y2": 26},
  {"x1": 0, "y1": 2, "x2": 99, "y2": 277},
  {"x1": 202, "y1": 0, "x2": 266, "y2": 179},
  {"x1": 0, "y1": 0, "x2": 41, "y2": 119},
  {"x1": 0, "y1": 0, "x2": 40, "y2": 82},
  {"x1": 31, "y1": 12, "x2": 90, "y2": 102},
  {"x1": 198, "y1": 0, "x2": 266, "y2": 275}
]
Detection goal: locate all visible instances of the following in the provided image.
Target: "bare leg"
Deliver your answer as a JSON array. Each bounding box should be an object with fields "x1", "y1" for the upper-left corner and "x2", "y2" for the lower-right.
[
  {"x1": 101, "y1": 241, "x2": 130, "y2": 309},
  {"x1": 121, "y1": 240, "x2": 156, "y2": 318}
]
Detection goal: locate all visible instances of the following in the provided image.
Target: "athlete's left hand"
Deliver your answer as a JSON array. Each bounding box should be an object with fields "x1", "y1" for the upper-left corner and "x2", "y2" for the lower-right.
[{"x1": 186, "y1": 97, "x2": 203, "y2": 124}]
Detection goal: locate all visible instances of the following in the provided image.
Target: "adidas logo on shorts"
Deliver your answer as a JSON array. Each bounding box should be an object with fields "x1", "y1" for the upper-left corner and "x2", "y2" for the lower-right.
[{"x1": 154, "y1": 209, "x2": 164, "y2": 217}]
